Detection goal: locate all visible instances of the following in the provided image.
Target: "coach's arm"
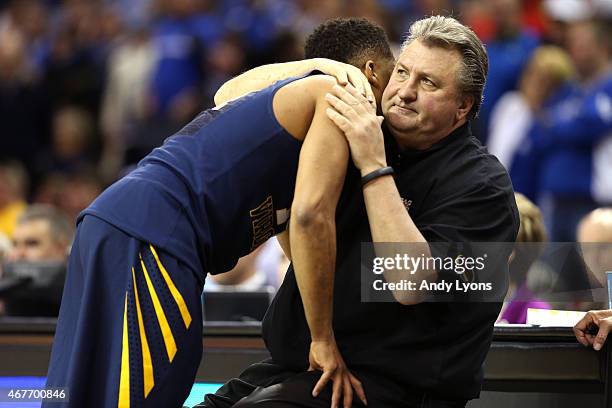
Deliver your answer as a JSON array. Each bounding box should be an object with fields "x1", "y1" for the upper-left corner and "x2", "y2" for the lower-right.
[{"x1": 325, "y1": 83, "x2": 435, "y2": 305}]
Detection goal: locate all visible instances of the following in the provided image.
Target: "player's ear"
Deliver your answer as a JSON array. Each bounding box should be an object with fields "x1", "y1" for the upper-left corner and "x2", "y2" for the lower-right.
[{"x1": 363, "y1": 60, "x2": 382, "y2": 89}]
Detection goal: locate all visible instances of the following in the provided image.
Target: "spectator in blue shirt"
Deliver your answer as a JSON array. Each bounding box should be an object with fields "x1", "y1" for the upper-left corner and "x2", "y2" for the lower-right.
[
  {"x1": 529, "y1": 18, "x2": 611, "y2": 242},
  {"x1": 477, "y1": 0, "x2": 539, "y2": 142}
]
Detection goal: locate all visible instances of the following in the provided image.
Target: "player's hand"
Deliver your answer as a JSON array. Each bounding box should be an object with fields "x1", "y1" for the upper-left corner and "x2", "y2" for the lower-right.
[
  {"x1": 309, "y1": 340, "x2": 367, "y2": 408},
  {"x1": 574, "y1": 310, "x2": 612, "y2": 350},
  {"x1": 309, "y1": 58, "x2": 374, "y2": 105},
  {"x1": 325, "y1": 83, "x2": 387, "y2": 176}
]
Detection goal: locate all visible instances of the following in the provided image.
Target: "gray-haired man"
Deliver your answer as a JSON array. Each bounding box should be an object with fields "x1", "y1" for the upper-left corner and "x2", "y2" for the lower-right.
[
  {"x1": 9, "y1": 205, "x2": 73, "y2": 263},
  {"x1": 202, "y1": 15, "x2": 518, "y2": 408}
]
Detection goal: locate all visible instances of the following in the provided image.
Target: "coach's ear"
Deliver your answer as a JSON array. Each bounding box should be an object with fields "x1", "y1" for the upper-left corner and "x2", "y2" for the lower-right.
[{"x1": 363, "y1": 60, "x2": 383, "y2": 91}]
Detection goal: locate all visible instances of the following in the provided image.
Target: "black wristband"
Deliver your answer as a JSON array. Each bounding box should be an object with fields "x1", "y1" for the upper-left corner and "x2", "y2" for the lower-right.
[{"x1": 361, "y1": 166, "x2": 394, "y2": 187}]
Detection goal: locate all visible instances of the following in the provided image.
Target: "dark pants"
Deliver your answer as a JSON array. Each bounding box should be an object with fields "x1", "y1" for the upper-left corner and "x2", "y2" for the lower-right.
[
  {"x1": 197, "y1": 360, "x2": 467, "y2": 408},
  {"x1": 45, "y1": 215, "x2": 204, "y2": 408}
]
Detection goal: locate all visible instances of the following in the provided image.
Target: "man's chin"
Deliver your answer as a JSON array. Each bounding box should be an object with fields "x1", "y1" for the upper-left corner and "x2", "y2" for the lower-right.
[{"x1": 386, "y1": 111, "x2": 417, "y2": 132}]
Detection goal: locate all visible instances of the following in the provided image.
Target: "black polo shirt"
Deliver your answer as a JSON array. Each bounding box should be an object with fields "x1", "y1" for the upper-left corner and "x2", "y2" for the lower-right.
[{"x1": 262, "y1": 122, "x2": 520, "y2": 401}]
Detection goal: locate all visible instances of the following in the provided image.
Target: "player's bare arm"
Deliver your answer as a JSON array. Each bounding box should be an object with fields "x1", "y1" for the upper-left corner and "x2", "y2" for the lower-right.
[
  {"x1": 214, "y1": 58, "x2": 373, "y2": 107},
  {"x1": 273, "y1": 75, "x2": 367, "y2": 408}
]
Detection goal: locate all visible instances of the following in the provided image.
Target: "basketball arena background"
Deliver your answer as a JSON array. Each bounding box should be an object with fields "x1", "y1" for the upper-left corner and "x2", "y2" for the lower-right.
[{"x1": 0, "y1": 0, "x2": 611, "y2": 407}]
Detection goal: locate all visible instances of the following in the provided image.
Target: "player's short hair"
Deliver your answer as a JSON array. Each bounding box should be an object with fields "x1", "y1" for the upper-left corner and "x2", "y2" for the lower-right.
[{"x1": 304, "y1": 17, "x2": 394, "y2": 67}]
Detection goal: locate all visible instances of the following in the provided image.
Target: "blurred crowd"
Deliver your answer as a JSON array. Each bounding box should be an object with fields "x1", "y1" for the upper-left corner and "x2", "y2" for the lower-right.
[{"x1": 0, "y1": 0, "x2": 611, "y2": 319}]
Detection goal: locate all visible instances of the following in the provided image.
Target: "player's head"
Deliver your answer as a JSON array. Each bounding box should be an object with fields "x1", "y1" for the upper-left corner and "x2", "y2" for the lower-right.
[{"x1": 304, "y1": 17, "x2": 395, "y2": 109}]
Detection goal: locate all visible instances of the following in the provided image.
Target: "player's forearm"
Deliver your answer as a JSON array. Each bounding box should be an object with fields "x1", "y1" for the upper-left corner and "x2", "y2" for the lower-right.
[
  {"x1": 362, "y1": 176, "x2": 434, "y2": 304},
  {"x1": 289, "y1": 211, "x2": 335, "y2": 341},
  {"x1": 214, "y1": 60, "x2": 316, "y2": 106}
]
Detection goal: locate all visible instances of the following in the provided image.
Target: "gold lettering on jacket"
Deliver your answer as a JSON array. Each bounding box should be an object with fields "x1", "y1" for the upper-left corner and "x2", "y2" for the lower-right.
[{"x1": 250, "y1": 195, "x2": 275, "y2": 250}]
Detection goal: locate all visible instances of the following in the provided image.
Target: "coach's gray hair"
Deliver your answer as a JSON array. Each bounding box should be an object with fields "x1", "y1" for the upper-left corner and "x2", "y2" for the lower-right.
[{"x1": 402, "y1": 16, "x2": 488, "y2": 120}]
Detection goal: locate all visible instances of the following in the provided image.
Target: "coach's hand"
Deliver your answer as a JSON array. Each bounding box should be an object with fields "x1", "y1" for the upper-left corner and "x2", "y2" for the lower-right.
[
  {"x1": 574, "y1": 310, "x2": 612, "y2": 351},
  {"x1": 309, "y1": 339, "x2": 367, "y2": 408},
  {"x1": 325, "y1": 83, "x2": 387, "y2": 177},
  {"x1": 309, "y1": 58, "x2": 375, "y2": 105}
]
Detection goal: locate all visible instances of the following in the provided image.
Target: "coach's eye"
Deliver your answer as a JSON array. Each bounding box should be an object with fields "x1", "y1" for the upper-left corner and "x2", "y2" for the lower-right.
[{"x1": 422, "y1": 78, "x2": 435, "y2": 87}]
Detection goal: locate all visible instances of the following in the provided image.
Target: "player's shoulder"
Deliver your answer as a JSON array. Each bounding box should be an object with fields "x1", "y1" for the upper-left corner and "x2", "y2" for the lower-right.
[
  {"x1": 277, "y1": 74, "x2": 337, "y2": 103},
  {"x1": 273, "y1": 74, "x2": 336, "y2": 140},
  {"x1": 295, "y1": 74, "x2": 337, "y2": 90}
]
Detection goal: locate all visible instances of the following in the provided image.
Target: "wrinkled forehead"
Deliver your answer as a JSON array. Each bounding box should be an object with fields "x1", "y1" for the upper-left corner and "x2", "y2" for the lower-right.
[
  {"x1": 395, "y1": 40, "x2": 463, "y2": 86},
  {"x1": 397, "y1": 40, "x2": 461, "y2": 69}
]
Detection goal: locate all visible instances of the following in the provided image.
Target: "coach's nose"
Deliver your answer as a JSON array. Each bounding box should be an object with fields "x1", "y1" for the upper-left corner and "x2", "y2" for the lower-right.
[{"x1": 397, "y1": 77, "x2": 418, "y2": 103}]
